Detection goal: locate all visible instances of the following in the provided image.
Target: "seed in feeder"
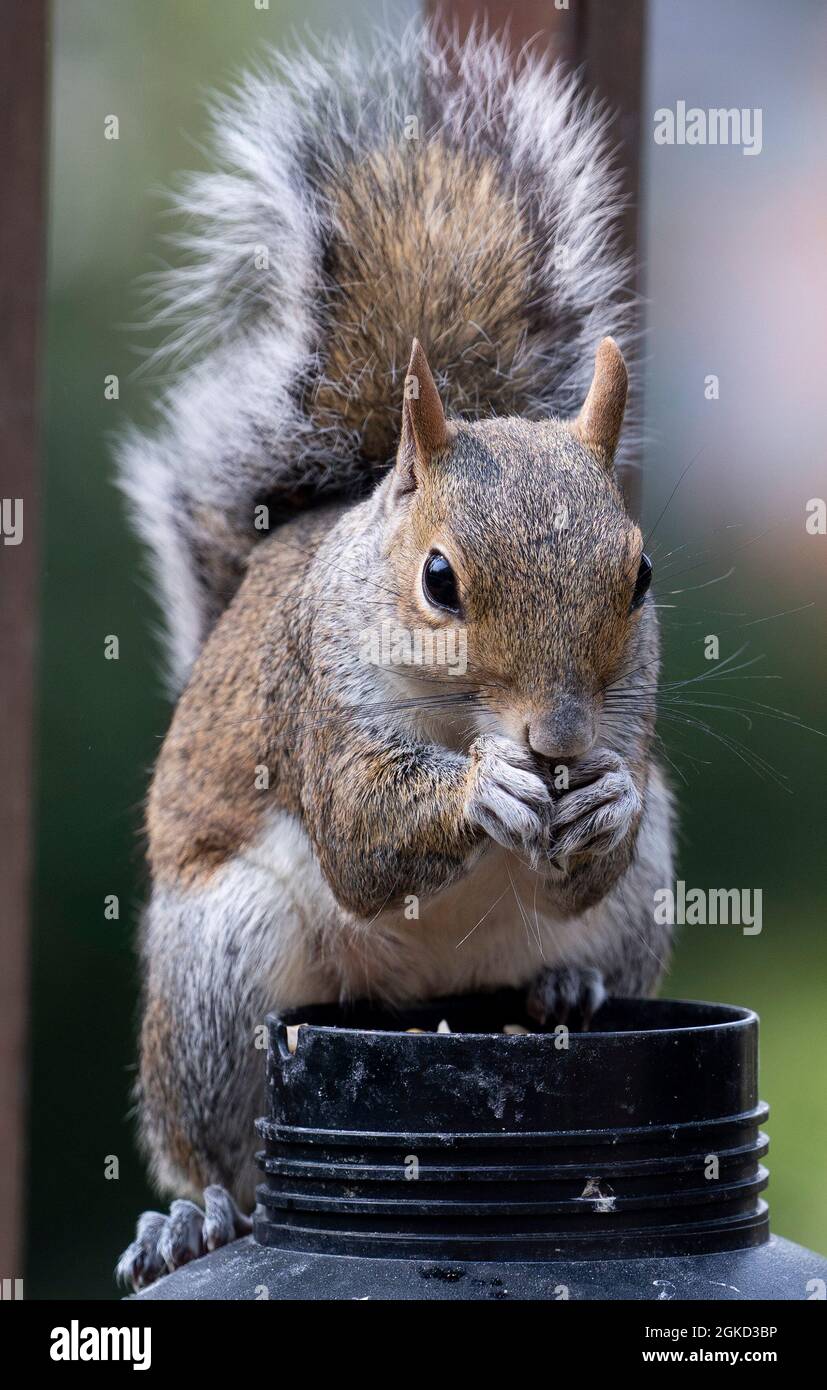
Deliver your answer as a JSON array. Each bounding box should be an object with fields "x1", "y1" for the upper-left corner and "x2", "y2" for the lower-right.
[
  {"x1": 503, "y1": 1024, "x2": 529, "y2": 1035},
  {"x1": 436, "y1": 1019, "x2": 451, "y2": 1033},
  {"x1": 406, "y1": 1028, "x2": 425, "y2": 1033},
  {"x1": 286, "y1": 1023, "x2": 307, "y2": 1054}
]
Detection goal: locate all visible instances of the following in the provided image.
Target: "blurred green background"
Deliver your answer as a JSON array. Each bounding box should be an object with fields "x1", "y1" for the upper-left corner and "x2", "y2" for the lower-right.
[{"x1": 28, "y1": 0, "x2": 827, "y2": 1297}]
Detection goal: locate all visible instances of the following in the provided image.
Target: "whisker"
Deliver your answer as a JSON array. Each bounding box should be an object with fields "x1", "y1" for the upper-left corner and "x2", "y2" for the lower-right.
[
  {"x1": 665, "y1": 565, "x2": 735, "y2": 595},
  {"x1": 661, "y1": 517, "x2": 790, "y2": 586},
  {"x1": 454, "y1": 885, "x2": 511, "y2": 949},
  {"x1": 643, "y1": 446, "x2": 707, "y2": 551},
  {"x1": 738, "y1": 601, "x2": 816, "y2": 629},
  {"x1": 656, "y1": 709, "x2": 791, "y2": 791}
]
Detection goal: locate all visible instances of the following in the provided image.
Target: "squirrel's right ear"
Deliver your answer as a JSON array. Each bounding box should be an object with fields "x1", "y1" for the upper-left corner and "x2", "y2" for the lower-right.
[
  {"x1": 395, "y1": 339, "x2": 454, "y2": 491},
  {"x1": 570, "y1": 337, "x2": 628, "y2": 469}
]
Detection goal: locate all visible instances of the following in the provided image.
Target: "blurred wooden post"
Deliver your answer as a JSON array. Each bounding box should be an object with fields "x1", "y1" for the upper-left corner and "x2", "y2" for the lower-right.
[
  {"x1": 426, "y1": 0, "x2": 647, "y2": 514},
  {"x1": 0, "y1": 0, "x2": 48, "y2": 1281}
]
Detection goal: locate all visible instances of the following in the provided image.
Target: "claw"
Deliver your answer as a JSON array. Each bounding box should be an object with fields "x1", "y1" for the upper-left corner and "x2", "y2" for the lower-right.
[
  {"x1": 203, "y1": 1185, "x2": 252, "y2": 1252},
  {"x1": 158, "y1": 1198, "x2": 204, "y2": 1272},
  {"x1": 115, "y1": 1211, "x2": 167, "y2": 1292}
]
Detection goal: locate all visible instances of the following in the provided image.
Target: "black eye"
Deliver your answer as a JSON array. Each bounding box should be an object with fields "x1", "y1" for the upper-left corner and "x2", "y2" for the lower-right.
[
  {"x1": 631, "y1": 553, "x2": 653, "y2": 611},
  {"x1": 422, "y1": 551, "x2": 460, "y2": 613}
]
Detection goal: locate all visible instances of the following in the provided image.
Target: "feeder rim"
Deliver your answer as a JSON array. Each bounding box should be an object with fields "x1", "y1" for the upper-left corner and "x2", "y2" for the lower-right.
[{"x1": 268, "y1": 996, "x2": 758, "y2": 1044}]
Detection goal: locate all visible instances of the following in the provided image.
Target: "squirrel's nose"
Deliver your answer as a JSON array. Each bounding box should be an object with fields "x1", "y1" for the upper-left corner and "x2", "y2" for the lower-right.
[{"x1": 528, "y1": 698, "x2": 598, "y2": 761}]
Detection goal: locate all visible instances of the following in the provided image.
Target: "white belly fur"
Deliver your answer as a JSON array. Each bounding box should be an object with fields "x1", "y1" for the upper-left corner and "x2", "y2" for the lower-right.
[{"x1": 231, "y1": 807, "x2": 630, "y2": 1011}]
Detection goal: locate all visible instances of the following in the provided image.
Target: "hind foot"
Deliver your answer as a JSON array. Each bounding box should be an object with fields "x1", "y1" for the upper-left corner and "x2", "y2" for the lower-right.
[
  {"x1": 116, "y1": 1186, "x2": 252, "y2": 1291},
  {"x1": 527, "y1": 965, "x2": 607, "y2": 1030}
]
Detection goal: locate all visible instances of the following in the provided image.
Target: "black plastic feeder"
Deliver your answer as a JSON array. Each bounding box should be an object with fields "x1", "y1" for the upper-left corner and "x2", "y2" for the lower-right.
[{"x1": 135, "y1": 992, "x2": 827, "y2": 1300}]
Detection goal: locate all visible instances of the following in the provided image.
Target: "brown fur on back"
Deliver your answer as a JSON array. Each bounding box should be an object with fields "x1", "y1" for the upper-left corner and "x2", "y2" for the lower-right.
[{"x1": 146, "y1": 508, "x2": 342, "y2": 889}]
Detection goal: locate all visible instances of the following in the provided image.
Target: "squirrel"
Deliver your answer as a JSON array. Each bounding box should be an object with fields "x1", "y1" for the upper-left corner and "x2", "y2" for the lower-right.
[{"x1": 115, "y1": 26, "x2": 675, "y2": 1289}]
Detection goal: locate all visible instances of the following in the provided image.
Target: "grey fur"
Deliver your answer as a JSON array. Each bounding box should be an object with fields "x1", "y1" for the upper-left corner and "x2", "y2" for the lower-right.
[{"x1": 118, "y1": 23, "x2": 635, "y2": 691}]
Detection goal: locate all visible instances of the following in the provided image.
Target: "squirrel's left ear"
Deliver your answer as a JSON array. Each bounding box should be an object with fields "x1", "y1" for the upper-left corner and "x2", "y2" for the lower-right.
[
  {"x1": 395, "y1": 338, "x2": 454, "y2": 491},
  {"x1": 570, "y1": 337, "x2": 628, "y2": 469}
]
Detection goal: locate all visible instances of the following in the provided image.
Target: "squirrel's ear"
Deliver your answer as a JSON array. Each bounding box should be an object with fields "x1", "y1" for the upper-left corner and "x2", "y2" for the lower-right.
[
  {"x1": 570, "y1": 337, "x2": 628, "y2": 469},
  {"x1": 395, "y1": 338, "x2": 454, "y2": 489}
]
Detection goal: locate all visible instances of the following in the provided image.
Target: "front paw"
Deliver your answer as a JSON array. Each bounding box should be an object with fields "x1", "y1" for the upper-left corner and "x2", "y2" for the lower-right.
[
  {"x1": 466, "y1": 735, "x2": 552, "y2": 858},
  {"x1": 550, "y1": 748, "x2": 641, "y2": 861},
  {"x1": 116, "y1": 1186, "x2": 251, "y2": 1292}
]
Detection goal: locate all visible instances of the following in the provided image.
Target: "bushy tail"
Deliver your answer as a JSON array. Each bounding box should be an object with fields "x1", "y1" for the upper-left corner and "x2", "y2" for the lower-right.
[{"x1": 119, "y1": 22, "x2": 634, "y2": 692}]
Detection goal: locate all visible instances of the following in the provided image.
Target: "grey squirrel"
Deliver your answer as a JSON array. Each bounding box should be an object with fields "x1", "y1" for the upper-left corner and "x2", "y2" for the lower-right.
[{"x1": 116, "y1": 25, "x2": 675, "y2": 1290}]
